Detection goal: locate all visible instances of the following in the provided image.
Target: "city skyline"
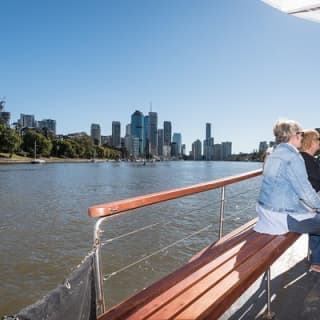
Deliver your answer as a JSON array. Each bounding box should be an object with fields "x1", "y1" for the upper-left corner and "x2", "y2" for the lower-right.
[
  {"x1": 5, "y1": 105, "x2": 238, "y2": 155},
  {"x1": 1, "y1": 1, "x2": 320, "y2": 154}
]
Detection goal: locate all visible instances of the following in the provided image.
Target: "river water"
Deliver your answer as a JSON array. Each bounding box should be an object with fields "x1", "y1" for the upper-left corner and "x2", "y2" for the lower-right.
[{"x1": 0, "y1": 160, "x2": 262, "y2": 316}]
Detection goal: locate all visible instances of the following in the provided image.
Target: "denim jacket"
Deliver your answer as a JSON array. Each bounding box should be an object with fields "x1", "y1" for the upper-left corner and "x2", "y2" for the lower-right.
[{"x1": 258, "y1": 143, "x2": 320, "y2": 214}]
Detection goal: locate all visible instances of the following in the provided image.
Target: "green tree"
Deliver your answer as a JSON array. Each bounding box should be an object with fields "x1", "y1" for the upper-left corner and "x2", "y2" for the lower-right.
[
  {"x1": 52, "y1": 138, "x2": 76, "y2": 158},
  {"x1": 0, "y1": 125, "x2": 22, "y2": 156},
  {"x1": 22, "y1": 130, "x2": 52, "y2": 157},
  {"x1": 73, "y1": 135, "x2": 94, "y2": 158}
]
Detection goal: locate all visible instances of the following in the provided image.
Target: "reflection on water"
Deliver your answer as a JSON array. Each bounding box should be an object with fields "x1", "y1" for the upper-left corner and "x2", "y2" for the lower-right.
[{"x1": 0, "y1": 161, "x2": 261, "y2": 315}]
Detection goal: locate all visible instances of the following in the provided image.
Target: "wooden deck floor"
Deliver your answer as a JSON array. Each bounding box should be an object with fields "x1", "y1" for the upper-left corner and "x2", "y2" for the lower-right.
[{"x1": 221, "y1": 234, "x2": 320, "y2": 320}]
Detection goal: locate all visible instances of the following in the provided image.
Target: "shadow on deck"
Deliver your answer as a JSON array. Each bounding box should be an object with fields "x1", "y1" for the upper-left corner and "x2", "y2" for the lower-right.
[{"x1": 223, "y1": 234, "x2": 320, "y2": 320}]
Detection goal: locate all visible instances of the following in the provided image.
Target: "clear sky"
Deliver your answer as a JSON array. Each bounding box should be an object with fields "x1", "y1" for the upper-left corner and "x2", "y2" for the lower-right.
[{"x1": 1, "y1": 0, "x2": 319, "y2": 154}]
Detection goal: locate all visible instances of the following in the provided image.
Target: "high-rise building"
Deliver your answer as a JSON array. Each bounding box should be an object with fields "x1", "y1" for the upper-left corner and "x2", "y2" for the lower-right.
[
  {"x1": 172, "y1": 133, "x2": 182, "y2": 155},
  {"x1": 221, "y1": 142, "x2": 232, "y2": 160},
  {"x1": 157, "y1": 129, "x2": 164, "y2": 156},
  {"x1": 0, "y1": 99, "x2": 10, "y2": 127},
  {"x1": 144, "y1": 115, "x2": 149, "y2": 155},
  {"x1": 213, "y1": 144, "x2": 222, "y2": 160},
  {"x1": 204, "y1": 123, "x2": 214, "y2": 160},
  {"x1": 18, "y1": 114, "x2": 36, "y2": 129},
  {"x1": 192, "y1": 139, "x2": 202, "y2": 160},
  {"x1": 131, "y1": 110, "x2": 144, "y2": 155},
  {"x1": 38, "y1": 119, "x2": 56, "y2": 135},
  {"x1": 163, "y1": 121, "x2": 172, "y2": 146},
  {"x1": 149, "y1": 112, "x2": 158, "y2": 156},
  {"x1": 181, "y1": 144, "x2": 186, "y2": 156},
  {"x1": 90, "y1": 123, "x2": 101, "y2": 145},
  {"x1": 112, "y1": 121, "x2": 121, "y2": 148},
  {"x1": 0, "y1": 111, "x2": 10, "y2": 127},
  {"x1": 125, "y1": 124, "x2": 131, "y2": 136}
]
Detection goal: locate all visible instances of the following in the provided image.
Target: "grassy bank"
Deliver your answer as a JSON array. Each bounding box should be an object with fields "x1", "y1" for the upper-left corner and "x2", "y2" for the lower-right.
[{"x1": 0, "y1": 152, "x2": 94, "y2": 164}]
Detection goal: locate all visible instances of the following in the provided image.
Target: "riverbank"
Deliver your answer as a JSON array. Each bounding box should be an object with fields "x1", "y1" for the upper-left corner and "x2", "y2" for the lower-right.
[{"x1": 0, "y1": 153, "x2": 101, "y2": 164}]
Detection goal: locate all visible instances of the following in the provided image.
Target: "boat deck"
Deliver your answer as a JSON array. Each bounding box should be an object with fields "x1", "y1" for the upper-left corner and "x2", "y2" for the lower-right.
[{"x1": 222, "y1": 234, "x2": 320, "y2": 320}]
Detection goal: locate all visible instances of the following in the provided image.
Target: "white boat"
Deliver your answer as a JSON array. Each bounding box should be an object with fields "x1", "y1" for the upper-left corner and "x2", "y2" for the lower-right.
[{"x1": 30, "y1": 141, "x2": 46, "y2": 164}]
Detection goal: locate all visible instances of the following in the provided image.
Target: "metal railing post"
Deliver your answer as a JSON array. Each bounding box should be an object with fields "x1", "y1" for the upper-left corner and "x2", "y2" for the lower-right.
[
  {"x1": 93, "y1": 217, "x2": 107, "y2": 315},
  {"x1": 263, "y1": 267, "x2": 275, "y2": 319},
  {"x1": 218, "y1": 186, "x2": 225, "y2": 239}
]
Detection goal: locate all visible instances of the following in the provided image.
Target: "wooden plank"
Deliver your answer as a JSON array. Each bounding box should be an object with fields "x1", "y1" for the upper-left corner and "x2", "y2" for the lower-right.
[
  {"x1": 128, "y1": 233, "x2": 278, "y2": 320},
  {"x1": 175, "y1": 233, "x2": 300, "y2": 320},
  {"x1": 89, "y1": 169, "x2": 262, "y2": 218},
  {"x1": 98, "y1": 220, "x2": 257, "y2": 320}
]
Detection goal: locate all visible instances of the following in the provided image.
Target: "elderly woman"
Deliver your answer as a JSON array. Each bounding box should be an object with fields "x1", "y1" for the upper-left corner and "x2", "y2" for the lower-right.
[
  {"x1": 254, "y1": 120, "x2": 320, "y2": 272},
  {"x1": 300, "y1": 129, "x2": 320, "y2": 192}
]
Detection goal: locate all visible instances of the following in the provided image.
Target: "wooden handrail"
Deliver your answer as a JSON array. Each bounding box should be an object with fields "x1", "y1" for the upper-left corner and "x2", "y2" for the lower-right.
[{"x1": 88, "y1": 168, "x2": 263, "y2": 218}]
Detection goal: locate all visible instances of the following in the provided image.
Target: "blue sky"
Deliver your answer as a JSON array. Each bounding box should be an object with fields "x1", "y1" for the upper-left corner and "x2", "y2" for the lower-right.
[{"x1": 1, "y1": 0, "x2": 319, "y2": 154}]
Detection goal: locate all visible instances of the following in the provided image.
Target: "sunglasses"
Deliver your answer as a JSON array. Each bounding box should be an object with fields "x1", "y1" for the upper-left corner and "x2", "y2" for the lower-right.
[{"x1": 296, "y1": 131, "x2": 304, "y2": 137}]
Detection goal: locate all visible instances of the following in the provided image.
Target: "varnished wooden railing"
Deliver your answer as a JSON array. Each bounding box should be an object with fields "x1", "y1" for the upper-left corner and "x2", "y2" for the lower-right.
[{"x1": 88, "y1": 168, "x2": 263, "y2": 218}]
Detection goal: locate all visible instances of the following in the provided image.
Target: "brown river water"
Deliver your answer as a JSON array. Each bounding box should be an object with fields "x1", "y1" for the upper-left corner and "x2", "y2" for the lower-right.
[{"x1": 0, "y1": 161, "x2": 261, "y2": 316}]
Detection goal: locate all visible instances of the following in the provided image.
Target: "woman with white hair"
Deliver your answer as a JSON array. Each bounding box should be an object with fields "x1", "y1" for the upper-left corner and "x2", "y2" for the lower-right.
[{"x1": 254, "y1": 120, "x2": 320, "y2": 272}]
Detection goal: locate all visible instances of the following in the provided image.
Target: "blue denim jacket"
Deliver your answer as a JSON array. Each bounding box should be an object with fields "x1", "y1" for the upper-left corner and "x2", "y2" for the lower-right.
[{"x1": 258, "y1": 143, "x2": 320, "y2": 214}]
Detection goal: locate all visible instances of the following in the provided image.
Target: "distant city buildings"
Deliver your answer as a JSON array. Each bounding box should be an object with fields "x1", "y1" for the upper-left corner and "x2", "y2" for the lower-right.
[
  {"x1": 191, "y1": 123, "x2": 232, "y2": 160},
  {"x1": 3, "y1": 98, "x2": 246, "y2": 159}
]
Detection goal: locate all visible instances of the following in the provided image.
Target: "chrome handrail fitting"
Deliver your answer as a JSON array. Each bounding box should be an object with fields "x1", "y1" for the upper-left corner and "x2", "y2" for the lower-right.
[{"x1": 93, "y1": 217, "x2": 108, "y2": 315}]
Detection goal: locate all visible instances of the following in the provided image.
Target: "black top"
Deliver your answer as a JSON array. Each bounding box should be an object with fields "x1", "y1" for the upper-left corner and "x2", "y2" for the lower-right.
[{"x1": 300, "y1": 151, "x2": 320, "y2": 192}]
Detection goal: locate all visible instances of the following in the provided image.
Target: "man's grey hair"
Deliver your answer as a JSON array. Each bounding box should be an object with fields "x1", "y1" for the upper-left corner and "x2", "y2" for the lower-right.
[{"x1": 273, "y1": 120, "x2": 303, "y2": 144}]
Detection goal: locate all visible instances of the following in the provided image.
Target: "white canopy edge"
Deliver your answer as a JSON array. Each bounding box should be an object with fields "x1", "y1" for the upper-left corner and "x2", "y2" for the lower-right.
[{"x1": 261, "y1": 0, "x2": 320, "y2": 23}]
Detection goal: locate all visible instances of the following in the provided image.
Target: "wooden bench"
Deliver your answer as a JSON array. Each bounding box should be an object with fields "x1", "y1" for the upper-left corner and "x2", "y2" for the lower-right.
[{"x1": 97, "y1": 218, "x2": 300, "y2": 320}]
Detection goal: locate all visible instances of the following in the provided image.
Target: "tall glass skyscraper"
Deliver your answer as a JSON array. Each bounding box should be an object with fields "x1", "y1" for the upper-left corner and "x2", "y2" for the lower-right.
[
  {"x1": 131, "y1": 110, "x2": 144, "y2": 155},
  {"x1": 204, "y1": 122, "x2": 214, "y2": 160},
  {"x1": 163, "y1": 121, "x2": 172, "y2": 146},
  {"x1": 90, "y1": 123, "x2": 101, "y2": 145},
  {"x1": 112, "y1": 121, "x2": 121, "y2": 148},
  {"x1": 172, "y1": 132, "x2": 182, "y2": 155},
  {"x1": 149, "y1": 112, "x2": 158, "y2": 156}
]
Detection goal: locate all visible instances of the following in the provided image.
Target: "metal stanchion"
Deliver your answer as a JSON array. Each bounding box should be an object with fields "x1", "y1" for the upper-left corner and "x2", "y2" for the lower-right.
[
  {"x1": 262, "y1": 267, "x2": 275, "y2": 319},
  {"x1": 218, "y1": 186, "x2": 225, "y2": 239},
  {"x1": 93, "y1": 217, "x2": 107, "y2": 315}
]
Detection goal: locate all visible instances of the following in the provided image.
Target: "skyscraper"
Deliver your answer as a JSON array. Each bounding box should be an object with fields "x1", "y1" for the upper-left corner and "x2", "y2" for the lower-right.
[
  {"x1": 204, "y1": 123, "x2": 214, "y2": 161},
  {"x1": 112, "y1": 121, "x2": 121, "y2": 148},
  {"x1": 131, "y1": 110, "x2": 144, "y2": 155},
  {"x1": 18, "y1": 114, "x2": 36, "y2": 129},
  {"x1": 172, "y1": 132, "x2": 182, "y2": 155},
  {"x1": 222, "y1": 142, "x2": 232, "y2": 160},
  {"x1": 38, "y1": 119, "x2": 56, "y2": 135},
  {"x1": 149, "y1": 112, "x2": 158, "y2": 156},
  {"x1": 192, "y1": 139, "x2": 202, "y2": 160},
  {"x1": 0, "y1": 99, "x2": 10, "y2": 127},
  {"x1": 163, "y1": 121, "x2": 172, "y2": 146},
  {"x1": 157, "y1": 128, "x2": 164, "y2": 156},
  {"x1": 144, "y1": 115, "x2": 149, "y2": 155},
  {"x1": 90, "y1": 123, "x2": 101, "y2": 145}
]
